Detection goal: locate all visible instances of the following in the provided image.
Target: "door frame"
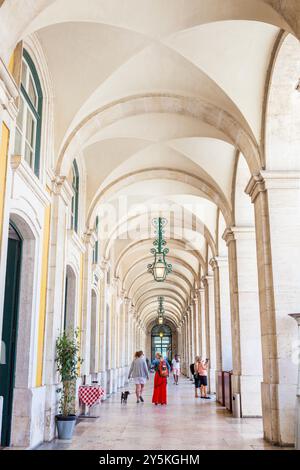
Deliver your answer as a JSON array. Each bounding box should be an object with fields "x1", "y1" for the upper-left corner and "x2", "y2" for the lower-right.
[{"x1": 0, "y1": 222, "x2": 22, "y2": 447}]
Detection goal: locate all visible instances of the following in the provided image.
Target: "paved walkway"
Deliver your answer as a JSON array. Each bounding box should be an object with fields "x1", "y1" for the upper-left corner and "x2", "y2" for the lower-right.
[{"x1": 38, "y1": 375, "x2": 286, "y2": 450}]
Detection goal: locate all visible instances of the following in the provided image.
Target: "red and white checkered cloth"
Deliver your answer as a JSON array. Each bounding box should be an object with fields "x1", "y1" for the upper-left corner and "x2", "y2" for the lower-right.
[{"x1": 78, "y1": 385, "x2": 105, "y2": 407}]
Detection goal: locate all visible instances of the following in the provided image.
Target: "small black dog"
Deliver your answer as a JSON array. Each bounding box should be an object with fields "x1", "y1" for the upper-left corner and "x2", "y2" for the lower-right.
[{"x1": 121, "y1": 391, "x2": 130, "y2": 404}]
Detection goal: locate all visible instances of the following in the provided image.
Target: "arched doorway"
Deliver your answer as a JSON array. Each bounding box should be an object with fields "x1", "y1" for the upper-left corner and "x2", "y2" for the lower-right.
[
  {"x1": 0, "y1": 223, "x2": 22, "y2": 446},
  {"x1": 151, "y1": 324, "x2": 172, "y2": 361}
]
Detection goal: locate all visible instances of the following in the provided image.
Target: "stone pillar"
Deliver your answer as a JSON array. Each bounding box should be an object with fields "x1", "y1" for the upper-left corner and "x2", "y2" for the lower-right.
[
  {"x1": 199, "y1": 287, "x2": 206, "y2": 358},
  {"x1": 246, "y1": 173, "x2": 300, "y2": 445},
  {"x1": 99, "y1": 260, "x2": 109, "y2": 394},
  {"x1": 204, "y1": 274, "x2": 217, "y2": 394},
  {"x1": 215, "y1": 256, "x2": 232, "y2": 371},
  {"x1": 183, "y1": 316, "x2": 188, "y2": 375},
  {"x1": 105, "y1": 267, "x2": 112, "y2": 396},
  {"x1": 222, "y1": 228, "x2": 241, "y2": 403},
  {"x1": 118, "y1": 291, "x2": 126, "y2": 387},
  {"x1": 288, "y1": 313, "x2": 300, "y2": 450},
  {"x1": 81, "y1": 231, "x2": 96, "y2": 378},
  {"x1": 43, "y1": 176, "x2": 73, "y2": 440},
  {"x1": 224, "y1": 226, "x2": 263, "y2": 416},
  {"x1": 110, "y1": 277, "x2": 119, "y2": 394},
  {"x1": 189, "y1": 304, "x2": 195, "y2": 363},
  {"x1": 131, "y1": 314, "x2": 136, "y2": 359},
  {"x1": 186, "y1": 309, "x2": 192, "y2": 377},
  {"x1": 124, "y1": 298, "x2": 131, "y2": 367},
  {"x1": 192, "y1": 297, "x2": 199, "y2": 357},
  {"x1": 209, "y1": 258, "x2": 222, "y2": 391}
]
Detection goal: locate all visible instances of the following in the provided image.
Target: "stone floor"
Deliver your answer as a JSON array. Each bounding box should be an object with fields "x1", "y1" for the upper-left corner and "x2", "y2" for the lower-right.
[{"x1": 37, "y1": 375, "x2": 289, "y2": 450}]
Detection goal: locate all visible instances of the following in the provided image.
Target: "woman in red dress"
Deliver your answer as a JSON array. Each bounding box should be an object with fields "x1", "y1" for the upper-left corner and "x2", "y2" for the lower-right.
[{"x1": 152, "y1": 353, "x2": 170, "y2": 405}]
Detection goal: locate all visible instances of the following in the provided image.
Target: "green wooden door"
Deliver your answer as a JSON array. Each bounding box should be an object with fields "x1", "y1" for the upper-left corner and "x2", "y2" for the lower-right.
[{"x1": 0, "y1": 224, "x2": 22, "y2": 447}]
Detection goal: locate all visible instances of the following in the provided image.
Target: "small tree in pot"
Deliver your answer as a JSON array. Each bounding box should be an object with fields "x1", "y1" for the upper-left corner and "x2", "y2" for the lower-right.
[{"x1": 55, "y1": 328, "x2": 83, "y2": 439}]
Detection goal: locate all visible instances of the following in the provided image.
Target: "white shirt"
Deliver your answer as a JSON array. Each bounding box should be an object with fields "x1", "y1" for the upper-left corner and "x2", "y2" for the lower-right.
[{"x1": 172, "y1": 358, "x2": 180, "y2": 370}]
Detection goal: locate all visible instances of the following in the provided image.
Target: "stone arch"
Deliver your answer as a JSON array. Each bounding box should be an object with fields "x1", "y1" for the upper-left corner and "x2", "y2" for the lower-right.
[
  {"x1": 87, "y1": 166, "x2": 232, "y2": 228},
  {"x1": 131, "y1": 278, "x2": 189, "y2": 307},
  {"x1": 105, "y1": 212, "x2": 216, "y2": 264},
  {"x1": 127, "y1": 271, "x2": 192, "y2": 299},
  {"x1": 57, "y1": 94, "x2": 261, "y2": 181},
  {"x1": 114, "y1": 238, "x2": 206, "y2": 280},
  {"x1": 265, "y1": 33, "x2": 300, "y2": 170}
]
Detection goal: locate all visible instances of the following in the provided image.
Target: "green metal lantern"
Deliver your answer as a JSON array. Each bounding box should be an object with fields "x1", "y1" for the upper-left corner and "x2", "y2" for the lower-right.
[
  {"x1": 147, "y1": 217, "x2": 172, "y2": 282},
  {"x1": 157, "y1": 296, "x2": 165, "y2": 325}
]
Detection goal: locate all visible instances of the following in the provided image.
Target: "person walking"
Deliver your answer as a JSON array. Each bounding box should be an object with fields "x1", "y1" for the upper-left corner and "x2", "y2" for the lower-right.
[
  {"x1": 128, "y1": 351, "x2": 149, "y2": 403},
  {"x1": 171, "y1": 354, "x2": 181, "y2": 385},
  {"x1": 152, "y1": 352, "x2": 170, "y2": 405}
]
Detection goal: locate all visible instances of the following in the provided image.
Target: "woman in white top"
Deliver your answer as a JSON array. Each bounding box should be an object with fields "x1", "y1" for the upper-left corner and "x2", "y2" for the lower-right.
[
  {"x1": 171, "y1": 354, "x2": 180, "y2": 385},
  {"x1": 128, "y1": 351, "x2": 149, "y2": 403}
]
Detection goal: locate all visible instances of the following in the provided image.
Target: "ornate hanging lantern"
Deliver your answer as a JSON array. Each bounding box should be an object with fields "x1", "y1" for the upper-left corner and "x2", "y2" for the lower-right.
[
  {"x1": 147, "y1": 217, "x2": 172, "y2": 282},
  {"x1": 157, "y1": 296, "x2": 165, "y2": 325}
]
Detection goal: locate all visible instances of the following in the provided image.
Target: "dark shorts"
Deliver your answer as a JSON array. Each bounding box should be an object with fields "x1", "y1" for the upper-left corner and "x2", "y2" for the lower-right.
[
  {"x1": 194, "y1": 376, "x2": 201, "y2": 388},
  {"x1": 199, "y1": 375, "x2": 208, "y2": 386},
  {"x1": 194, "y1": 375, "x2": 207, "y2": 387}
]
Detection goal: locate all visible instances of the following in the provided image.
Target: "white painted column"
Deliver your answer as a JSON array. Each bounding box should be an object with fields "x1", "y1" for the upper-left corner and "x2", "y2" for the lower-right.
[
  {"x1": 189, "y1": 304, "x2": 195, "y2": 364},
  {"x1": 99, "y1": 260, "x2": 109, "y2": 394},
  {"x1": 209, "y1": 258, "x2": 223, "y2": 398},
  {"x1": 216, "y1": 256, "x2": 232, "y2": 371},
  {"x1": 246, "y1": 173, "x2": 300, "y2": 444},
  {"x1": 81, "y1": 231, "x2": 96, "y2": 378},
  {"x1": 204, "y1": 274, "x2": 217, "y2": 394},
  {"x1": 43, "y1": 177, "x2": 72, "y2": 440},
  {"x1": 225, "y1": 226, "x2": 263, "y2": 416},
  {"x1": 199, "y1": 287, "x2": 206, "y2": 359},
  {"x1": 187, "y1": 309, "x2": 193, "y2": 378},
  {"x1": 192, "y1": 295, "x2": 199, "y2": 357},
  {"x1": 110, "y1": 277, "x2": 119, "y2": 394},
  {"x1": 183, "y1": 316, "x2": 188, "y2": 375}
]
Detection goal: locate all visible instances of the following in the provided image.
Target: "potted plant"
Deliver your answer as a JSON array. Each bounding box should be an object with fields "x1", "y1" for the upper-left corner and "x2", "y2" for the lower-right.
[{"x1": 55, "y1": 328, "x2": 83, "y2": 440}]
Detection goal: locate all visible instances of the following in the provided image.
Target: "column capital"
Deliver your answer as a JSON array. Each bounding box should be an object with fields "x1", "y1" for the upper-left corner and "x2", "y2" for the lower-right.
[
  {"x1": 99, "y1": 258, "x2": 110, "y2": 273},
  {"x1": 222, "y1": 227, "x2": 235, "y2": 246},
  {"x1": 245, "y1": 173, "x2": 266, "y2": 203},
  {"x1": 209, "y1": 257, "x2": 219, "y2": 271},
  {"x1": 83, "y1": 229, "x2": 97, "y2": 247},
  {"x1": 51, "y1": 174, "x2": 73, "y2": 205},
  {"x1": 201, "y1": 276, "x2": 208, "y2": 288},
  {"x1": 124, "y1": 296, "x2": 132, "y2": 307},
  {"x1": 120, "y1": 289, "x2": 127, "y2": 300},
  {"x1": 288, "y1": 313, "x2": 300, "y2": 326},
  {"x1": 203, "y1": 274, "x2": 214, "y2": 285}
]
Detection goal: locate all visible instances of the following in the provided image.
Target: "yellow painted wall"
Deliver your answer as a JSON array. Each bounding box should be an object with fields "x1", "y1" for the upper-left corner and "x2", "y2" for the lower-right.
[
  {"x1": 36, "y1": 193, "x2": 51, "y2": 387},
  {"x1": 0, "y1": 123, "x2": 9, "y2": 256},
  {"x1": 8, "y1": 51, "x2": 15, "y2": 75}
]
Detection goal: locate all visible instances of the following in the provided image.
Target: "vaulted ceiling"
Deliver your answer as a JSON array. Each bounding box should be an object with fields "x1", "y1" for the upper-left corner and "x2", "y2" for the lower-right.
[{"x1": 1, "y1": 0, "x2": 297, "y2": 328}]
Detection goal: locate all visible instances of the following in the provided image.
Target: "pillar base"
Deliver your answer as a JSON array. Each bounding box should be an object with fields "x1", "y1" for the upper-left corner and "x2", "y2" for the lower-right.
[
  {"x1": 209, "y1": 368, "x2": 216, "y2": 394},
  {"x1": 261, "y1": 381, "x2": 296, "y2": 446}
]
